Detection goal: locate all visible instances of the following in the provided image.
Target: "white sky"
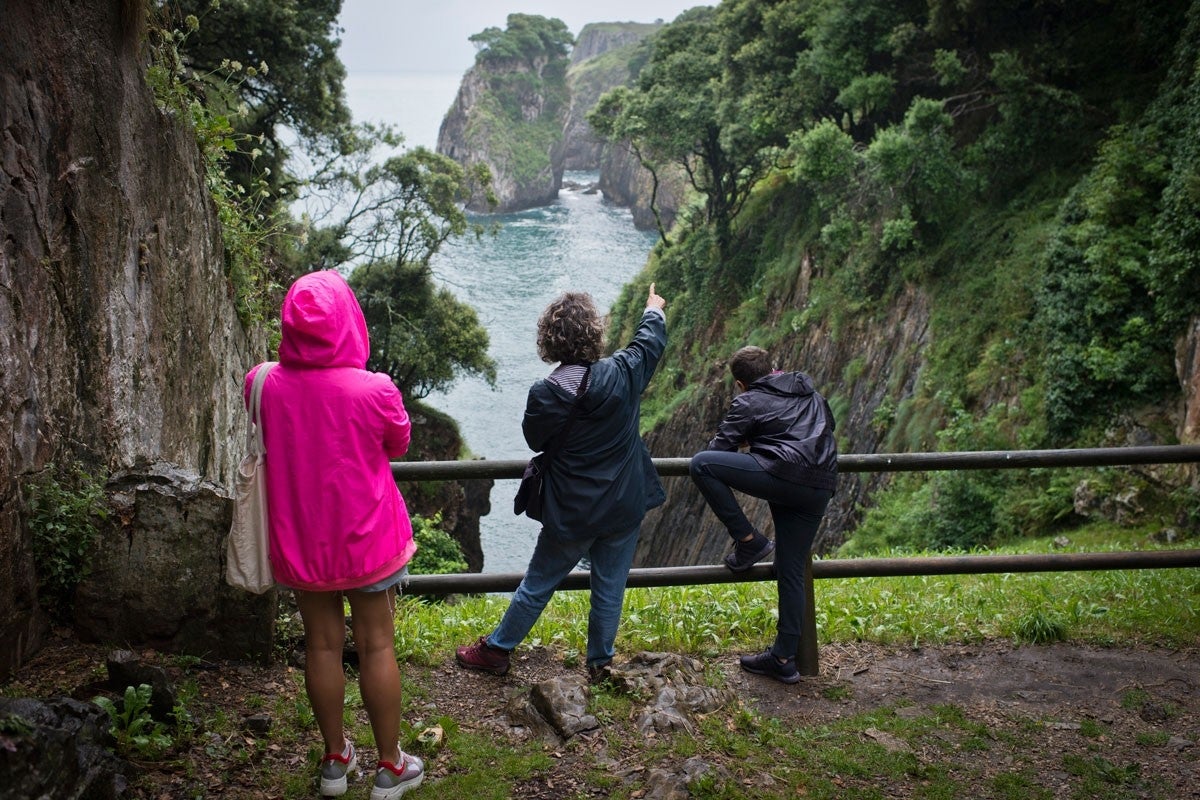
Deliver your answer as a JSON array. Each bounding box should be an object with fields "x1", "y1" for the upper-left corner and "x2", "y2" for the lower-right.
[{"x1": 336, "y1": 1, "x2": 711, "y2": 74}]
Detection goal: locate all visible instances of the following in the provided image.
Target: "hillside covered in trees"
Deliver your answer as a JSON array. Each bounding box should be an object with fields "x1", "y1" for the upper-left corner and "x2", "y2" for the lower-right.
[{"x1": 583, "y1": 0, "x2": 1200, "y2": 563}]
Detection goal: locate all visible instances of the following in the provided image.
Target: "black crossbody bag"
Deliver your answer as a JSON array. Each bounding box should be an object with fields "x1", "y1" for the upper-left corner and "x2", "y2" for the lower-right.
[{"x1": 513, "y1": 366, "x2": 591, "y2": 522}]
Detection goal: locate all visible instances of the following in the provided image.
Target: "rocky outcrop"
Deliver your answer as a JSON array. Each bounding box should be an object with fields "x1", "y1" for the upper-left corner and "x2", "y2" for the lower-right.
[
  {"x1": 561, "y1": 22, "x2": 687, "y2": 234},
  {"x1": 399, "y1": 402, "x2": 489, "y2": 573},
  {"x1": 0, "y1": 696, "x2": 127, "y2": 800},
  {"x1": 496, "y1": 651, "x2": 731, "y2": 746},
  {"x1": 570, "y1": 23, "x2": 659, "y2": 63},
  {"x1": 562, "y1": 23, "x2": 662, "y2": 170},
  {"x1": 0, "y1": 1, "x2": 265, "y2": 679},
  {"x1": 437, "y1": 56, "x2": 568, "y2": 213},
  {"x1": 597, "y1": 143, "x2": 685, "y2": 234},
  {"x1": 438, "y1": 20, "x2": 685, "y2": 230},
  {"x1": 73, "y1": 463, "x2": 277, "y2": 662}
]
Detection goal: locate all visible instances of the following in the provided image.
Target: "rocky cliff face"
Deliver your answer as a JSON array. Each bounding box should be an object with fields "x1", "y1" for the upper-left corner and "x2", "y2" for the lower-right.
[
  {"x1": 636, "y1": 258, "x2": 1200, "y2": 569},
  {"x1": 0, "y1": 1, "x2": 264, "y2": 679},
  {"x1": 0, "y1": 1, "x2": 494, "y2": 681},
  {"x1": 437, "y1": 57, "x2": 567, "y2": 213},
  {"x1": 597, "y1": 144, "x2": 684, "y2": 234},
  {"x1": 636, "y1": 257, "x2": 932, "y2": 568},
  {"x1": 570, "y1": 24, "x2": 656, "y2": 63},
  {"x1": 561, "y1": 23, "x2": 661, "y2": 170}
]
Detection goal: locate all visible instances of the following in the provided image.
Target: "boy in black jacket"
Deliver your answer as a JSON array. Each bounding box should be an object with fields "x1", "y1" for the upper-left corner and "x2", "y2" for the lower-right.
[{"x1": 690, "y1": 346, "x2": 838, "y2": 683}]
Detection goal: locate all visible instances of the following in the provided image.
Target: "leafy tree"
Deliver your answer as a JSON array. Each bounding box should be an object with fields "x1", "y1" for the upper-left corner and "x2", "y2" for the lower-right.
[
  {"x1": 590, "y1": 7, "x2": 773, "y2": 257},
  {"x1": 1036, "y1": 5, "x2": 1200, "y2": 440},
  {"x1": 408, "y1": 514, "x2": 469, "y2": 576},
  {"x1": 294, "y1": 124, "x2": 498, "y2": 398},
  {"x1": 349, "y1": 260, "x2": 496, "y2": 399},
  {"x1": 469, "y1": 13, "x2": 574, "y2": 66},
  {"x1": 162, "y1": 0, "x2": 352, "y2": 201},
  {"x1": 588, "y1": 86, "x2": 674, "y2": 245},
  {"x1": 299, "y1": 125, "x2": 493, "y2": 269}
]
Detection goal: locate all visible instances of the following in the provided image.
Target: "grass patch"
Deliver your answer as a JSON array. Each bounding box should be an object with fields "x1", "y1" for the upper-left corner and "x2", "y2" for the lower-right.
[
  {"x1": 412, "y1": 717, "x2": 554, "y2": 798},
  {"x1": 372, "y1": 527, "x2": 1199, "y2": 797},
  {"x1": 397, "y1": 529, "x2": 1197, "y2": 660},
  {"x1": 1061, "y1": 754, "x2": 1148, "y2": 798},
  {"x1": 1134, "y1": 731, "x2": 1171, "y2": 746}
]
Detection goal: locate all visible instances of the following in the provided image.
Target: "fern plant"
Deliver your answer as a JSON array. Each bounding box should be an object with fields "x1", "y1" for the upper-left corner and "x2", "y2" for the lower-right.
[{"x1": 93, "y1": 684, "x2": 173, "y2": 759}]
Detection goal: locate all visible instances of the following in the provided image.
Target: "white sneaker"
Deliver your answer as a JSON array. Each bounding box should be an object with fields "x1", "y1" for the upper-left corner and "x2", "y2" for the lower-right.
[
  {"x1": 319, "y1": 740, "x2": 358, "y2": 796},
  {"x1": 371, "y1": 752, "x2": 425, "y2": 799}
]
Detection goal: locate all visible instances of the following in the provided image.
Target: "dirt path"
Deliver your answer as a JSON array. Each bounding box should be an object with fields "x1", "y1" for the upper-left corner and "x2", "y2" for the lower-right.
[
  {"x1": 5, "y1": 635, "x2": 1199, "y2": 798},
  {"x1": 746, "y1": 641, "x2": 1198, "y2": 722},
  {"x1": 726, "y1": 641, "x2": 1200, "y2": 798}
]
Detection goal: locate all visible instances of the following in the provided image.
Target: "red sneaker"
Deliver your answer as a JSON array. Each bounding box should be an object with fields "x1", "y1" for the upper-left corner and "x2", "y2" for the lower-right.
[{"x1": 455, "y1": 636, "x2": 511, "y2": 675}]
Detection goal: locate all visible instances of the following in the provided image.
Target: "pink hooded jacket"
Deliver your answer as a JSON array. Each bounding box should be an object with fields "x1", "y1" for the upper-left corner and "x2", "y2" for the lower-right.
[{"x1": 244, "y1": 271, "x2": 416, "y2": 591}]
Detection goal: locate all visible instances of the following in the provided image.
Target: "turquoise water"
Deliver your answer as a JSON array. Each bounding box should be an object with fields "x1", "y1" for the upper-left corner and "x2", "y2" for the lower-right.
[{"x1": 424, "y1": 176, "x2": 658, "y2": 573}]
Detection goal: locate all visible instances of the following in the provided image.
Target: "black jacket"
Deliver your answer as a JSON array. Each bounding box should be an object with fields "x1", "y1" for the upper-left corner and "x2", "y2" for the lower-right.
[
  {"x1": 522, "y1": 309, "x2": 668, "y2": 538},
  {"x1": 706, "y1": 371, "x2": 838, "y2": 491}
]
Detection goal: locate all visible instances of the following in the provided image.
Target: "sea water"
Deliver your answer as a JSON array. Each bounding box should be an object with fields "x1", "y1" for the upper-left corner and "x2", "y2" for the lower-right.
[
  {"x1": 344, "y1": 72, "x2": 659, "y2": 573},
  {"x1": 425, "y1": 182, "x2": 659, "y2": 573}
]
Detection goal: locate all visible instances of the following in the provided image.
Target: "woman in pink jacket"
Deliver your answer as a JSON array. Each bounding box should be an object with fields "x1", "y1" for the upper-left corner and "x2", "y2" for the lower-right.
[{"x1": 245, "y1": 271, "x2": 423, "y2": 799}]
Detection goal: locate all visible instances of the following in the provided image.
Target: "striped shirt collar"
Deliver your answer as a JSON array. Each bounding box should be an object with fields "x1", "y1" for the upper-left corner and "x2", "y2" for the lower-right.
[{"x1": 548, "y1": 363, "x2": 589, "y2": 395}]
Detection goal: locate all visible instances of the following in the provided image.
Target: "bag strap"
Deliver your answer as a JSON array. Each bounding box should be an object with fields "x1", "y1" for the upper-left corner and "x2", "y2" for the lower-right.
[
  {"x1": 247, "y1": 362, "x2": 277, "y2": 455},
  {"x1": 539, "y1": 365, "x2": 591, "y2": 470}
]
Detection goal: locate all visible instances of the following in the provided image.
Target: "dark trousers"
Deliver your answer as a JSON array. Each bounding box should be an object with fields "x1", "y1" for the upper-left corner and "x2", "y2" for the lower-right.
[{"x1": 690, "y1": 450, "x2": 832, "y2": 658}]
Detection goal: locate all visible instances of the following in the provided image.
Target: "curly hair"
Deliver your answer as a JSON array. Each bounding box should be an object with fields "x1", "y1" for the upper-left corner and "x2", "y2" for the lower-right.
[{"x1": 536, "y1": 292, "x2": 605, "y2": 364}]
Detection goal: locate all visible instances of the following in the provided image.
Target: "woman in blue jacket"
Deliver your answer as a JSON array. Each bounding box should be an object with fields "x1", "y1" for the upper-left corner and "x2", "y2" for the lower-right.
[{"x1": 457, "y1": 285, "x2": 667, "y2": 681}]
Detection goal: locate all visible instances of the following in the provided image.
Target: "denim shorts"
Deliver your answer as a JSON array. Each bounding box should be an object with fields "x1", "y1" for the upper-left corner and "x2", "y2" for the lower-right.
[{"x1": 355, "y1": 565, "x2": 408, "y2": 594}]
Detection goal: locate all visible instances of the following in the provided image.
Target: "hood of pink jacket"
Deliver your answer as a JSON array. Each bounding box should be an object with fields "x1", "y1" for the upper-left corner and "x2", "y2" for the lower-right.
[{"x1": 279, "y1": 271, "x2": 369, "y2": 368}]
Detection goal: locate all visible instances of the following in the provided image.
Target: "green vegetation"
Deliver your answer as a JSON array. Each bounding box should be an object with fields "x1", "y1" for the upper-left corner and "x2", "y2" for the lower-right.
[
  {"x1": 145, "y1": 6, "x2": 287, "y2": 326},
  {"x1": 24, "y1": 463, "x2": 108, "y2": 623},
  {"x1": 469, "y1": 14, "x2": 573, "y2": 66},
  {"x1": 590, "y1": 7, "x2": 774, "y2": 255},
  {"x1": 408, "y1": 514, "x2": 469, "y2": 576},
  {"x1": 404, "y1": 717, "x2": 555, "y2": 798},
  {"x1": 374, "y1": 524, "x2": 1196, "y2": 798},
  {"x1": 7, "y1": 523, "x2": 1194, "y2": 798},
  {"x1": 595, "y1": 0, "x2": 1200, "y2": 554},
  {"x1": 396, "y1": 527, "x2": 1198, "y2": 659},
  {"x1": 92, "y1": 684, "x2": 172, "y2": 759}
]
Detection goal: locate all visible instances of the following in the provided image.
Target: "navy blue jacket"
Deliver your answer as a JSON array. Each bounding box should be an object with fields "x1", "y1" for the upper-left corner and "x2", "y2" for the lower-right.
[
  {"x1": 707, "y1": 371, "x2": 838, "y2": 491},
  {"x1": 522, "y1": 309, "x2": 667, "y2": 539}
]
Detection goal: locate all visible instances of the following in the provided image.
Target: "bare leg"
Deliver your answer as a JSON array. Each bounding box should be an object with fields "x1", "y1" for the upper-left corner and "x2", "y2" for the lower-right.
[
  {"x1": 345, "y1": 587, "x2": 402, "y2": 764},
  {"x1": 294, "y1": 590, "x2": 349, "y2": 755}
]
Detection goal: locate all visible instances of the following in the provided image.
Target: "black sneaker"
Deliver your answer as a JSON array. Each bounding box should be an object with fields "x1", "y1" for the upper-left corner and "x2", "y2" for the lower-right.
[
  {"x1": 724, "y1": 534, "x2": 775, "y2": 572},
  {"x1": 740, "y1": 650, "x2": 801, "y2": 684}
]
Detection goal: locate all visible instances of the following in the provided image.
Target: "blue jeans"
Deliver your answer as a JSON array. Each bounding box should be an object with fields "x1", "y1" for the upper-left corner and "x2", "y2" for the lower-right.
[
  {"x1": 690, "y1": 450, "x2": 832, "y2": 658},
  {"x1": 489, "y1": 522, "x2": 641, "y2": 668}
]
